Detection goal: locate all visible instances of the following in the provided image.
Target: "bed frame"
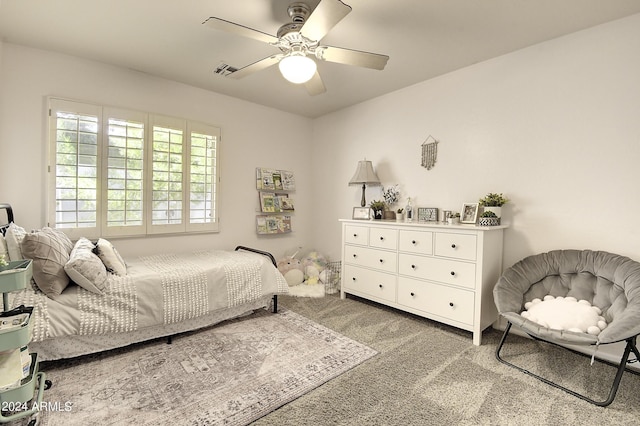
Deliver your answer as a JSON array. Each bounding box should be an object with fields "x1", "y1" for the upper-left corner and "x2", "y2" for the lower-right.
[{"x1": 235, "y1": 245, "x2": 278, "y2": 313}]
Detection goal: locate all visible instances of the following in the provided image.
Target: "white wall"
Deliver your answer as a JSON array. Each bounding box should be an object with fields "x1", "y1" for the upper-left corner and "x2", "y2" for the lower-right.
[
  {"x1": 0, "y1": 43, "x2": 313, "y2": 259},
  {"x1": 3, "y1": 13, "x2": 640, "y2": 269},
  {"x1": 312, "y1": 13, "x2": 640, "y2": 268}
]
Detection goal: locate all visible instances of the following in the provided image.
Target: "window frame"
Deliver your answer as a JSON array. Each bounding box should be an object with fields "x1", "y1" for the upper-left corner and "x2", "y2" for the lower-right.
[{"x1": 47, "y1": 97, "x2": 221, "y2": 238}]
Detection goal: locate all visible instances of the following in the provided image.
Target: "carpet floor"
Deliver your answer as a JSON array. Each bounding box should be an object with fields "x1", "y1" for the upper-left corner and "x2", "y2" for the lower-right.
[
  {"x1": 11, "y1": 292, "x2": 640, "y2": 425},
  {"x1": 25, "y1": 307, "x2": 375, "y2": 425},
  {"x1": 254, "y1": 293, "x2": 640, "y2": 426}
]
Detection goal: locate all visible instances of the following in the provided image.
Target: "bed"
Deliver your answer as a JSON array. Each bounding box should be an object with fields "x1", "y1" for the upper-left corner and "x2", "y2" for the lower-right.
[{"x1": 0, "y1": 203, "x2": 289, "y2": 361}]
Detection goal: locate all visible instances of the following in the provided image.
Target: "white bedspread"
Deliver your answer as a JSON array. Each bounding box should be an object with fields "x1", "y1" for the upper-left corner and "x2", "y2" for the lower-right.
[{"x1": 9, "y1": 250, "x2": 289, "y2": 345}]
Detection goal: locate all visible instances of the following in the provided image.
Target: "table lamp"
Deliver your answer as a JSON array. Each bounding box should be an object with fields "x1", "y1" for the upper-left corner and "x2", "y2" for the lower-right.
[{"x1": 348, "y1": 160, "x2": 380, "y2": 207}]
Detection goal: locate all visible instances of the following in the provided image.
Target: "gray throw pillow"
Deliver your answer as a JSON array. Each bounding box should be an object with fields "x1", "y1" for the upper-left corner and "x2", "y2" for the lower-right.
[{"x1": 20, "y1": 227, "x2": 73, "y2": 299}]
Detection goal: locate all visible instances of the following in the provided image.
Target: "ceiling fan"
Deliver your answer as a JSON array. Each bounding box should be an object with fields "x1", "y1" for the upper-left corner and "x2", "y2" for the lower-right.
[{"x1": 203, "y1": 0, "x2": 389, "y2": 95}]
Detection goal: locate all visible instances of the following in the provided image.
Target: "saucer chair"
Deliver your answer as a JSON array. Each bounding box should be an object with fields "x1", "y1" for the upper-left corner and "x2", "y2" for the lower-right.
[{"x1": 493, "y1": 249, "x2": 640, "y2": 406}]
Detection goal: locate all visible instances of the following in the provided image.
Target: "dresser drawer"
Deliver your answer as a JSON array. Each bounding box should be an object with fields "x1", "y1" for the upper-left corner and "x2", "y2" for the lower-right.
[
  {"x1": 397, "y1": 277, "x2": 474, "y2": 325},
  {"x1": 434, "y1": 232, "x2": 477, "y2": 261},
  {"x1": 398, "y1": 230, "x2": 433, "y2": 255},
  {"x1": 345, "y1": 225, "x2": 369, "y2": 246},
  {"x1": 344, "y1": 245, "x2": 397, "y2": 273},
  {"x1": 398, "y1": 253, "x2": 476, "y2": 289},
  {"x1": 343, "y1": 265, "x2": 396, "y2": 302},
  {"x1": 369, "y1": 227, "x2": 398, "y2": 250}
]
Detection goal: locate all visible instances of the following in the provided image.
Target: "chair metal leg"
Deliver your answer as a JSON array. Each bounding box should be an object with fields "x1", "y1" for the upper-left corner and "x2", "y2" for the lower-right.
[{"x1": 496, "y1": 321, "x2": 637, "y2": 407}]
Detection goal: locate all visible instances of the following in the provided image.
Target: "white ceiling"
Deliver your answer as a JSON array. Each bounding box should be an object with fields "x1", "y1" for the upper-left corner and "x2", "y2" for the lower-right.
[{"x1": 2, "y1": 0, "x2": 640, "y2": 118}]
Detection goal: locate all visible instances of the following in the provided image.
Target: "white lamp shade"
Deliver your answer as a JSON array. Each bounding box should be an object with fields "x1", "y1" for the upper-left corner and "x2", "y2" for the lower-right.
[
  {"x1": 349, "y1": 160, "x2": 380, "y2": 207},
  {"x1": 279, "y1": 54, "x2": 317, "y2": 84},
  {"x1": 349, "y1": 160, "x2": 380, "y2": 185}
]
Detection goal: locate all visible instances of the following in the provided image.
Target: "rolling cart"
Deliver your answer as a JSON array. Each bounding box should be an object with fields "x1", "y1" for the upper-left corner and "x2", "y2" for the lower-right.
[{"x1": 0, "y1": 260, "x2": 52, "y2": 426}]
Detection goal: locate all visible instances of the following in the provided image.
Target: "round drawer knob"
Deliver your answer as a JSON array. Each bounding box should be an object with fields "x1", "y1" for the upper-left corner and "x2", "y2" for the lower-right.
[
  {"x1": 380, "y1": 236, "x2": 384, "y2": 241},
  {"x1": 411, "y1": 264, "x2": 416, "y2": 269},
  {"x1": 451, "y1": 244, "x2": 456, "y2": 249},
  {"x1": 450, "y1": 271, "x2": 455, "y2": 276},
  {"x1": 412, "y1": 240, "x2": 416, "y2": 245},
  {"x1": 352, "y1": 277, "x2": 356, "y2": 281},
  {"x1": 379, "y1": 284, "x2": 383, "y2": 288},
  {"x1": 353, "y1": 254, "x2": 357, "y2": 258},
  {"x1": 449, "y1": 302, "x2": 454, "y2": 307},
  {"x1": 410, "y1": 292, "x2": 415, "y2": 297},
  {"x1": 353, "y1": 233, "x2": 357, "y2": 237},
  {"x1": 379, "y1": 259, "x2": 384, "y2": 263}
]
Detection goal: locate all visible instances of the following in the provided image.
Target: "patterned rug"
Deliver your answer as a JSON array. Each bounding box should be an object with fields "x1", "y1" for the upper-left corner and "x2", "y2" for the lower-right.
[{"x1": 30, "y1": 308, "x2": 377, "y2": 425}]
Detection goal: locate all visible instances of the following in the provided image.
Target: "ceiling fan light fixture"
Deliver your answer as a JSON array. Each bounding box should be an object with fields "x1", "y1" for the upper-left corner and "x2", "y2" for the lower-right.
[{"x1": 278, "y1": 53, "x2": 316, "y2": 84}]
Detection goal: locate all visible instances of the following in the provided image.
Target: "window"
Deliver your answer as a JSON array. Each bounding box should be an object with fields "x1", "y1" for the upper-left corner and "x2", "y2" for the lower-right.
[{"x1": 48, "y1": 98, "x2": 220, "y2": 238}]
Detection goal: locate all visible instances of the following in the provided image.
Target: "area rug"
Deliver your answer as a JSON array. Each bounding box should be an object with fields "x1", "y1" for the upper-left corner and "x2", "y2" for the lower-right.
[{"x1": 33, "y1": 308, "x2": 377, "y2": 426}]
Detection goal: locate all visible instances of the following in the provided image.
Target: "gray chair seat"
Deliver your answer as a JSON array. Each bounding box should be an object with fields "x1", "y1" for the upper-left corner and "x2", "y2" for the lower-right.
[{"x1": 493, "y1": 249, "x2": 640, "y2": 406}]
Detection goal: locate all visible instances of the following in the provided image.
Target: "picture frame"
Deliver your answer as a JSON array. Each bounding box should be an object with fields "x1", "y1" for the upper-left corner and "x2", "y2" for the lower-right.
[
  {"x1": 461, "y1": 203, "x2": 479, "y2": 224},
  {"x1": 417, "y1": 207, "x2": 439, "y2": 222},
  {"x1": 352, "y1": 207, "x2": 371, "y2": 220}
]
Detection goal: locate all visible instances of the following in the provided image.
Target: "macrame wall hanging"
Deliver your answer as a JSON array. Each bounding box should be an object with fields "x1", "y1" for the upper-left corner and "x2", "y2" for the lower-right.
[{"x1": 421, "y1": 135, "x2": 439, "y2": 170}]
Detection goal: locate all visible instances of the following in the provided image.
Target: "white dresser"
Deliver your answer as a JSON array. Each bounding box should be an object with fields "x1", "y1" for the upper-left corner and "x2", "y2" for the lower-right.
[{"x1": 340, "y1": 219, "x2": 506, "y2": 345}]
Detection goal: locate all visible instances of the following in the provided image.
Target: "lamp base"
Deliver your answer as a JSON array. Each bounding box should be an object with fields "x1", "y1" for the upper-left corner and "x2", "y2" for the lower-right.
[{"x1": 360, "y1": 183, "x2": 367, "y2": 207}]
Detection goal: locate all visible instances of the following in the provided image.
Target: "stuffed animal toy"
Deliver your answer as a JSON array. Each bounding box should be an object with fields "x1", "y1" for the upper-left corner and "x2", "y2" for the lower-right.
[
  {"x1": 521, "y1": 295, "x2": 608, "y2": 335},
  {"x1": 276, "y1": 256, "x2": 304, "y2": 287},
  {"x1": 301, "y1": 251, "x2": 328, "y2": 285}
]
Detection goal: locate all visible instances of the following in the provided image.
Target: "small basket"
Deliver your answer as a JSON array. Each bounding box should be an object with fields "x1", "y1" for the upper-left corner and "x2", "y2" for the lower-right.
[
  {"x1": 324, "y1": 261, "x2": 342, "y2": 295},
  {"x1": 479, "y1": 217, "x2": 501, "y2": 226},
  {"x1": 0, "y1": 260, "x2": 33, "y2": 293},
  {"x1": 0, "y1": 306, "x2": 34, "y2": 352}
]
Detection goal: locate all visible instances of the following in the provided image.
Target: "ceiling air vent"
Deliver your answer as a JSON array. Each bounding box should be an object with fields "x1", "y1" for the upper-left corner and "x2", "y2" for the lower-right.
[{"x1": 214, "y1": 63, "x2": 238, "y2": 77}]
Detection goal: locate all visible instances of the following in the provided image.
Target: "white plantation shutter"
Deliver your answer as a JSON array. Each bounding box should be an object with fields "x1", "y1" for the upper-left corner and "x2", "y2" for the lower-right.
[
  {"x1": 48, "y1": 99, "x2": 101, "y2": 239},
  {"x1": 187, "y1": 122, "x2": 220, "y2": 232},
  {"x1": 48, "y1": 98, "x2": 221, "y2": 237},
  {"x1": 148, "y1": 116, "x2": 186, "y2": 233},
  {"x1": 102, "y1": 108, "x2": 147, "y2": 237}
]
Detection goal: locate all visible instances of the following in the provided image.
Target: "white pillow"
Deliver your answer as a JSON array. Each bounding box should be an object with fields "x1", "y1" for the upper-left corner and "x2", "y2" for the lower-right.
[
  {"x1": 65, "y1": 237, "x2": 108, "y2": 294},
  {"x1": 5, "y1": 223, "x2": 27, "y2": 261},
  {"x1": 94, "y1": 238, "x2": 127, "y2": 276},
  {"x1": 521, "y1": 295, "x2": 608, "y2": 335}
]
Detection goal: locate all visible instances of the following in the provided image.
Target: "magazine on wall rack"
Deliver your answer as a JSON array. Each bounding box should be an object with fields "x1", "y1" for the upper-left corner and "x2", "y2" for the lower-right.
[
  {"x1": 278, "y1": 195, "x2": 294, "y2": 210},
  {"x1": 259, "y1": 192, "x2": 294, "y2": 212},
  {"x1": 256, "y1": 215, "x2": 292, "y2": 234},
  {"x1": 256, "y1": 168, "x2": 296, "y2": 191},
  {"x1": 281, "y1": 170, "x2": 295, "y2": 190}
]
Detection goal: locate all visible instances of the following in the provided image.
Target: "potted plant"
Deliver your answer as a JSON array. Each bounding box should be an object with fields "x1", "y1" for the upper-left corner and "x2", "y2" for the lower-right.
[
  {"x1": 479, "y1": 210, "x2": 500, "y2": 226},
  {"x1": 382, "y1": 185, "x2": 400, "y2": 219},
  {"x1": 479, "y1": 192, "x2": 509, "y2": 218},
  {"x1": 447, "y1": 212, "x2": 460, "y2": 225},
  {"x1": 396, "y1": 208, "x2": 405, "y2": 222},
  {"x1": 369, "y1": 200, "x2": 385, "y2": 220}
]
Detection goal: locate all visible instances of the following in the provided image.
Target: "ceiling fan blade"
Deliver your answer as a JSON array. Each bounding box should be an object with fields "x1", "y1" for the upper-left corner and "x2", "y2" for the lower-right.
[
  {"x1": 203, "y1": 17, "x2": 279, "y2": 45},
  {"x1": 300, "y1": 0, "x2": 352, "y2": 41},
  {"x1": 304, "y1": 71, "x2": 326, "y2": 96},
  {"x1": 228, "y1": 54, "x2": 283, "y2": 79},
  {"x1": 316, "y1": 45, "x2": 389, "y2": 70}
]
